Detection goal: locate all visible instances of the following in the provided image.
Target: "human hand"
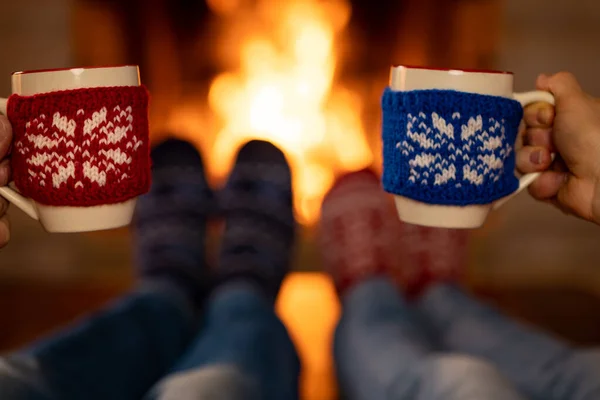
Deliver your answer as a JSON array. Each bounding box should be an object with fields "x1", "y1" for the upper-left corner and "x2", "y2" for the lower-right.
[
  {"x1": 516, "y1": 72, "x2": 600, "y2": 224},
  {"x1": 0, "y1": 115, "x2": 10, "y2": 246}
]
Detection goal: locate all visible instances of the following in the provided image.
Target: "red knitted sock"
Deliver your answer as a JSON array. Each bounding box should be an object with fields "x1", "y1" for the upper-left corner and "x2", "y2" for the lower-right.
[
  {"x1": 8, "y1": 86, "x2": 150, "y2": 206},
  {"x1": 319, "y1": 169, "x2": 403, "y2": 296},
  {"x1": 395, "y1": 223, "x2": 469, "y2": 299}
]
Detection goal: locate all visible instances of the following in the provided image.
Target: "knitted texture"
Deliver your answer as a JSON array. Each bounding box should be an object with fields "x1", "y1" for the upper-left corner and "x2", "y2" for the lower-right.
[
  {"x1": 133, "y1": 138, "x2": 214, "y2": 307},
  {"x1": 217, "y1": 140, "x2": 295, "y2": 302},
  {"x1": 319, "y1": 169, "x2": 403, "y2": 295},
  {"x1": 8, "y1": 85, "x2": 150, "y2": 206},
  {"x1": 395, "y1": 224, "x2": 469, "y2": 299},
  {"x1": 381, "y1": 88, "x2": 524, "y2": 205}
]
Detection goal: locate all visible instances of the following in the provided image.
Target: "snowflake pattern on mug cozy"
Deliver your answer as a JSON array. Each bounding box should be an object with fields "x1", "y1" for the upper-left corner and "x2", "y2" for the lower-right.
[
  {"x1": 397, "y1": 112, "x2": 513, "y2": 189},
  {"x1": 16, "y1": 105, "x2": 143, "y2": 189},
  {"x1": 8, "y1": 86, "x2": 151, "y2": 206},
  {"x1": 381, "y1": 89, "x2": 524, "y2": 205}
]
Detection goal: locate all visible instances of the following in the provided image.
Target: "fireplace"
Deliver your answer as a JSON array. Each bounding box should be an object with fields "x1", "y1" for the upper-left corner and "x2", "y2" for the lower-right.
[
  {"x1": 9, "y1": 3, "x2": 598, "y2": 400},
  {"x1": 72, "y1": 0, "x2": 502, "y2": 229}
]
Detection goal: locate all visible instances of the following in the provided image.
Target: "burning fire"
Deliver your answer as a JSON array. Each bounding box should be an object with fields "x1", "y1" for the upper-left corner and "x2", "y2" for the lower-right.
[{"x1": 184, "y1": 0, "x2": 373, "y2": 226}]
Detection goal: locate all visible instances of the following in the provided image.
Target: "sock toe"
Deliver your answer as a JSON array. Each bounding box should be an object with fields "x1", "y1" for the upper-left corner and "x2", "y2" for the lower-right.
[{"x1": 216, "y1": 140, "x2": 295, "y2": 301}]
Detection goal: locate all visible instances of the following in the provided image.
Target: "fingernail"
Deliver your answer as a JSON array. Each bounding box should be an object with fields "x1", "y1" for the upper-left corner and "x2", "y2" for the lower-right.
[
  {"x1": 530, "y1": 150, "x2": 543, "y2": 165},
  {"x1": 537, "y1": 107, "x2": 552, "y2": 125}
]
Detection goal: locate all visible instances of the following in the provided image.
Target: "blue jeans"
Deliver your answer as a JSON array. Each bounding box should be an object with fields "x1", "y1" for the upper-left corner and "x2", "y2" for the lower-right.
[
  {"x1": 3, "y1": 276, "x2": 600, "y2": 400},
  {"x1": 147, "y1": 282, "x2": 300, "y2": 400},
  {"x1": 335, "y1": 278, "x2": 600, "y2": 400},
  {"x1": 0, "y1": 282, "x2": 299, "y2": 400}
]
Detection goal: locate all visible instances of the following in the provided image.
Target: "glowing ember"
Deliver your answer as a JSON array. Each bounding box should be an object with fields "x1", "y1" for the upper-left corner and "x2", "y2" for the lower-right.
[{"x1": 206, "y1": 0, "x2": 373, "y2": 225}]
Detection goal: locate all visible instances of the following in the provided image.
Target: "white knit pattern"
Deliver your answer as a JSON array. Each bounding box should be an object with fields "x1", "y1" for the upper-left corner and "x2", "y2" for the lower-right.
[
  {"x1": 16, "y1": 106, "x2": 141, "y2": 189},
  {"x1": 397, "y1": 113, "x2": 512, "y2": 187},
  {"x1": 461, "y1": 116, "x2": 511, "y2": 185}
]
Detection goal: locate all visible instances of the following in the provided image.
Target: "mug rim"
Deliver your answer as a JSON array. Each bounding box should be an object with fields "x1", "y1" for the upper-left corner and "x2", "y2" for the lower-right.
[
  {"x1": 12, "y1": 65, "x2": 139, "y2": 76},
  {"x1": 392, "y1": 64, "x2": 514, "y2": 75}
]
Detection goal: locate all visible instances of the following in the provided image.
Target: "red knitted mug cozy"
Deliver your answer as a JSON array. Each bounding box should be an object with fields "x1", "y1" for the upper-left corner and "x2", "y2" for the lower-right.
[{"x1": 7, "y1": 85, "x2": 151, "y2": 207}]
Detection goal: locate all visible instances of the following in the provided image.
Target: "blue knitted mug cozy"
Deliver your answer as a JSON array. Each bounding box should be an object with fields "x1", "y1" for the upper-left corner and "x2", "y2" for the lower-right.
[{"x1": 381, "y1": 88, "x2": 524, "y2": 205}]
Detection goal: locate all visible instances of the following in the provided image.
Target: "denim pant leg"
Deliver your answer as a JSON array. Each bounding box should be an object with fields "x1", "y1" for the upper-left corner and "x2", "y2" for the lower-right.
[
  {"x1": 148, "y1": 282, "x2": 300, "y2": 400},
  {"x1": 334, "y1": 278, "x2": 523, "y2": 400},
  {"x1": 0, "y1": 283, "x2": 195, "y2": 400},
  {"x1": 418, "y1": 284, "x2": 600, "y2": 400}
]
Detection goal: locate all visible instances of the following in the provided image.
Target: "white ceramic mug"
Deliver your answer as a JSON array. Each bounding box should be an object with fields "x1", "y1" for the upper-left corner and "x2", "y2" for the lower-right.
[
  {"x1": 388, "y1": 65, "x2": 555, "y2": 229},
  {"x1": 0, "y1": 65, "x2": 146, "y2": 232}
]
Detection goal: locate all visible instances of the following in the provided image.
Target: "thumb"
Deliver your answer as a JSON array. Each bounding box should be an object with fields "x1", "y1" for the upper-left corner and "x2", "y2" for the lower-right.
[
  {"x1": 537, "y1": 72, "x2": 583, "y2": 102},
  {"x1": 555, "y1": 175, "x2": 596, "y2": 222},
  {"x1": 0, "y1": 116, "x2": 12, "y2": 160}
]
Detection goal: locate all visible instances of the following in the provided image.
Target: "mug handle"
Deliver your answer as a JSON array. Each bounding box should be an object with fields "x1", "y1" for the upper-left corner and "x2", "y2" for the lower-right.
[
  {"x1": 0, "y1": 97, "x2": 39, "y2": 220},
  {"x1": 492, "y1": 90, "x2": 555, "y2": 210}
]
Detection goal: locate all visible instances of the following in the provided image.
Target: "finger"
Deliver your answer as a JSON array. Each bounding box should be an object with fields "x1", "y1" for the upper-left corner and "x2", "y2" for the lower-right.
[
  {"x1": 537, "y1": 72, "x2": 583, "y2": 101},
  {"x1": 536, "y1": 73, "x2": 550, "y2": 91},
  {"x1": 516, "y1": 146, "x2": 552, "y2": 174},
  {"x1": 0, "y1": 116, "x2": 12, "y2": 160},
  {"x1": 0, "y1": 159, "x2": 11, "y2": 187},
  {"x1": 523, "y1": 102, "x2": 554, "y2": 128},
  {"x1": 0, "y1": 214, "x2": 10, "y2": 248},
  {"x1": 0, "y1": 197, "x2": 8, "y2": 217},
  {"x1": 528, "y1": 171, "x2": 566, "y2": 200},
  {"x1": 526, "y1": 127, "x2": 555, "y2": 151},
  {"x1": 555, "y1": 175, "x2": 595, "y2": 221}
]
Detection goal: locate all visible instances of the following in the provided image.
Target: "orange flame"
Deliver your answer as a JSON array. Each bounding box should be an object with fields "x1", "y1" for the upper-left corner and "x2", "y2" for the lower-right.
[{"x1": 205, "y1": 0, "x2": 373, "y2": 226}]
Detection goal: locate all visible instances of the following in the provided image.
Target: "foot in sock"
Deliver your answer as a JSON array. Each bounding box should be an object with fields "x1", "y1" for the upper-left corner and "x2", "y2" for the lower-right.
[
  {"x1": 319, "y1": 169, "x2": 469, "y2": 299},
  {"x1": 216, "y1": 140, "x2": 295, "y2": 301},
  {"x1": 319, "y1": 169, "x2": 404, "y2": 296},
  {"x1": 132, "y1": 138, "x2": 214, "y2": 306},
  {"x1": 397, "y1": 223, "x2": 469, "y2": 298}
]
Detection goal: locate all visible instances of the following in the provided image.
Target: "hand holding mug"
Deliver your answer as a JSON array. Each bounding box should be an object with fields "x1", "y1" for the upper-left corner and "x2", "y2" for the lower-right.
[
  {"x1": 381, "y1": 65, "x2": 555, "y2": 229},
  {"x1": 0, "y1": 65, "x2": 151, "y2": 233},
  {"x1": 517, "y1": 72, "x2": 600, "y2": 224},
  {"x1": 0, "y1": 116, "x2": 11, "y2": 246}
]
